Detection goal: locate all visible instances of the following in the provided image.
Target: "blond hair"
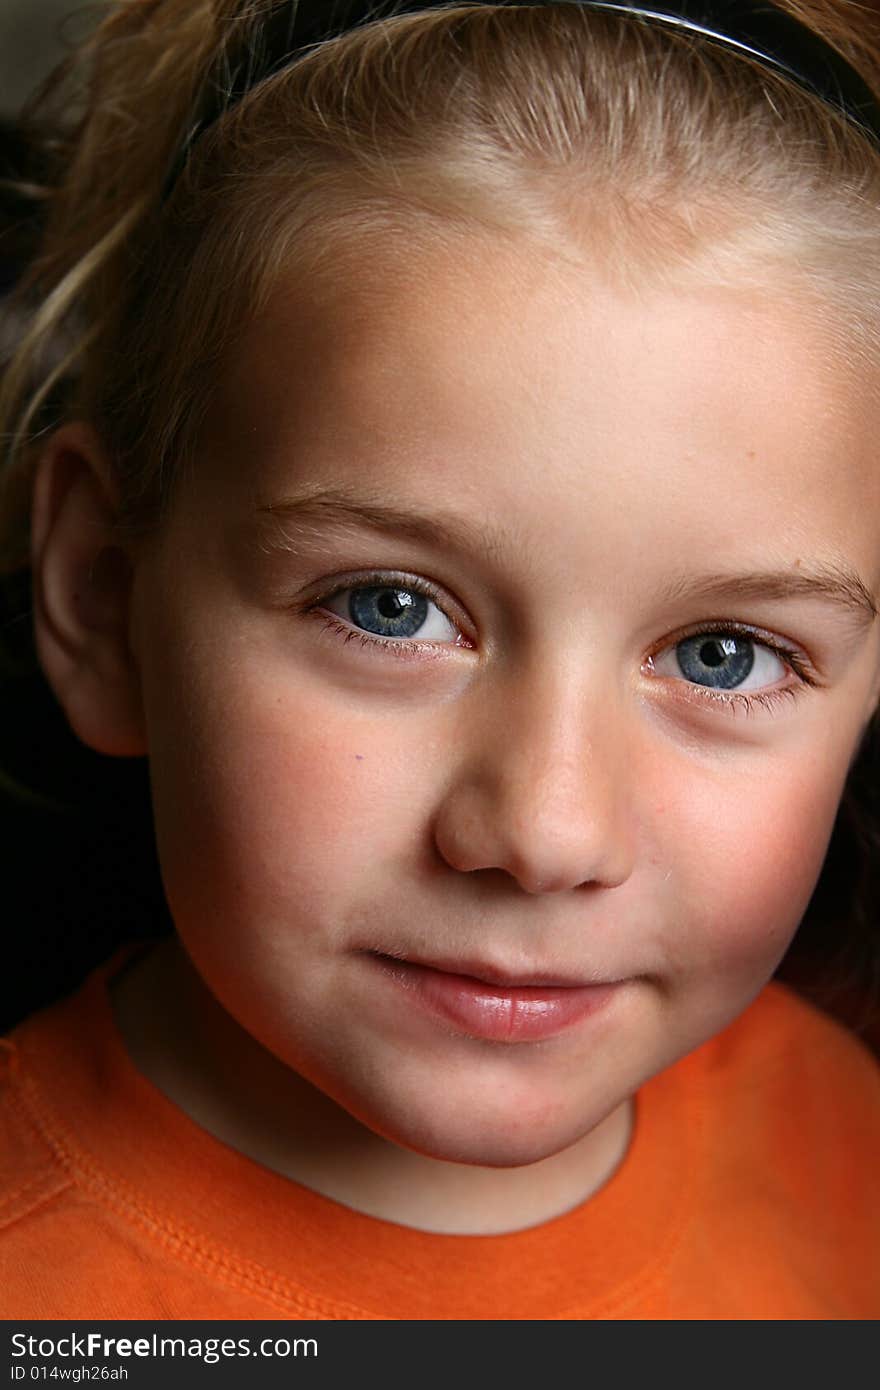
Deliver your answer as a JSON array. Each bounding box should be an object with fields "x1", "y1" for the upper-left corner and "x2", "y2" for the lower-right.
[{"x1": 2, "y1": 0, "x2": 880, "y2": 570}]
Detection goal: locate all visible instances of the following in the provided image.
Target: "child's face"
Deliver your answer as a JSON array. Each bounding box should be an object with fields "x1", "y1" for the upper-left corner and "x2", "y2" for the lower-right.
[{"x1": 125, "y1": 234, "x2": 880, "y2": 1166}]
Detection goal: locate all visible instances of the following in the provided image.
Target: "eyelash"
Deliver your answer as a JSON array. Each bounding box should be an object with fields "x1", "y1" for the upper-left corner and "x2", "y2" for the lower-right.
[
  {"x1": 306, "y1": 572, "x2": 465, "y2": 663},
  {"x1": 645, "y1": 622, "x2": 817, "y2": 718},
  {"x1": 304, "y1": 574, "x2": 818, "y2": 713}
]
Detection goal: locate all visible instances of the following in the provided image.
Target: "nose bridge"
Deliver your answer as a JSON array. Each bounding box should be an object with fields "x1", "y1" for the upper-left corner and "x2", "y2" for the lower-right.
[{"x1": 433, "y1": 658, "x2": 636, "y2": 894}]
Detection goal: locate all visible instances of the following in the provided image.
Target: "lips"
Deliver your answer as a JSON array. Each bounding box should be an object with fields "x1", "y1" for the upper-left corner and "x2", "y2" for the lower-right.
[
  {"x1": 369, "y1": 952, "x2": 619, "y2": 1043},
  {"x1": 380, "y1": 952, "x2": 594, "y2": 988}
]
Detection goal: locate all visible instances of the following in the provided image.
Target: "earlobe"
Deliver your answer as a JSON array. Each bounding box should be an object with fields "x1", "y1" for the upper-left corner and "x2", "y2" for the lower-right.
[{"x1": 30, "y1": 422, "x2": 148, "y2": 757}]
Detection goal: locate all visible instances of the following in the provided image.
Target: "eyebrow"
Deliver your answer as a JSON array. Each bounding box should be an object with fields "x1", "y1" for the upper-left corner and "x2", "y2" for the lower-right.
[
  {"x1": 255, "y1": 487, "x2": 512, "y2": 559},
  {"x1": 657, "y1": 566, "x2": 878, "y2": 627},
  {"x1": 255, "y1": 488, "x2": 878, "y2": 626}
]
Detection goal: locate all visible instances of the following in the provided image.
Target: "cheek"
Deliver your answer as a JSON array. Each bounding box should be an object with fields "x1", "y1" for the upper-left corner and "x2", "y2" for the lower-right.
[
  {"x1": 143, "y1": 655, "x2": 426, "y2": 932},
  {"x1": 654, "y1": 747, "x2": 848, "y2": 993}
]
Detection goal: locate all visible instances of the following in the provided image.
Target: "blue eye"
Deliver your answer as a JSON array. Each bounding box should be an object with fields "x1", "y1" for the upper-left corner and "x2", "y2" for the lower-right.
[
  {"x1": 676, "y1": 634, "x2": 754, "y2": 689},
  {"x1": 321, "y1": 582, "x2": 461, "y2": 645},
  {"x1": 652, "y1": 631, "x2": 787, "y2": 692},
  {"x1": 348, "y1": 586, "x2": 430, "y2": 639}
]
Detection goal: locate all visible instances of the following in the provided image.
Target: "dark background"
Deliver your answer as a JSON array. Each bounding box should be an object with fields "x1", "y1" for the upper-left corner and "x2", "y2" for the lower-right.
[
  {"x1": 0, "y1": 0, "x2": 82, "y2": 119},
  {"x1": 1, "y1": 0, "x2": 171, "y2": 1032}
]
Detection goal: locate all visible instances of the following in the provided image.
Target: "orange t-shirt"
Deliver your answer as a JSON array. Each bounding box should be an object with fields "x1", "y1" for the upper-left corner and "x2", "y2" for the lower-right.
[{"x1": 1, "y1": 948, "x2": 878, "y2": 1319}]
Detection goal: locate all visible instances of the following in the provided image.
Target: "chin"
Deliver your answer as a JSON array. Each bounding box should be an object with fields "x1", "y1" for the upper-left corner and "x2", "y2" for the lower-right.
[{"x1": 352, "y1": 1088, "x2": 603, "y2": 1169}]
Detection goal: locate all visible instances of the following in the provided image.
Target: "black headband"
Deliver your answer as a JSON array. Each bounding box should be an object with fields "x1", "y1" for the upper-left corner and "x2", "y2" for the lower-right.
[{"x1": 169, "y1": 0, "x2": 880, "y2": 190}]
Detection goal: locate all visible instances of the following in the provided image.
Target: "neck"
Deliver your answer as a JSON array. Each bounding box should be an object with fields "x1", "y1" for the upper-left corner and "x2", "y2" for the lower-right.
[{"x1": 110, "y1": 936, "x2": 632, "y2": 1235}]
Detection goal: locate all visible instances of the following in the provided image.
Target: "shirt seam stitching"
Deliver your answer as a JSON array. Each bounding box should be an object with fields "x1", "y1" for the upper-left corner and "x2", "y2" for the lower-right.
[{"x1": 9, "y1": 1062, "x2": 380, "y2": 1319}]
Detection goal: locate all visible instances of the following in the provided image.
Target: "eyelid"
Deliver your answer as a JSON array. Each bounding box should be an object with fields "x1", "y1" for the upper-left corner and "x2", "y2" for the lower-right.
[
  {"x1": 644, "y1": 619, "x2": 817, "y2": 678},
  {"x1": 641, "y1": 619, "x2": 822, "y2": 718},
  {"x1": 303, "y1": 570, "x2": 476, "y2": 648},
  {"x1": 650, "y1": 635, "x2": 784, "y2": 690}
]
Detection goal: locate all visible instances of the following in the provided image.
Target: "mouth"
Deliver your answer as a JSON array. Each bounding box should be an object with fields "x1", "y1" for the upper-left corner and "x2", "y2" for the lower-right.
[{"x1": 366, "y1": 951, "x2": 621, "y2": 1044}]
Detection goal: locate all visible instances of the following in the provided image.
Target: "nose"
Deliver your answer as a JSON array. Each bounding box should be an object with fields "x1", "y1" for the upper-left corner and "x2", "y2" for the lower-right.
[{"x1": 432, "y1": 666, "x2": 637, "y2": 895}]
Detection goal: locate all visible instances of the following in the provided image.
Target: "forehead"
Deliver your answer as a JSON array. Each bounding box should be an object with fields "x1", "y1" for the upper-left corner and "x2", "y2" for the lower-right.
[{"x1": 199, "y1": 234, "x2": 880, "y2": 586}]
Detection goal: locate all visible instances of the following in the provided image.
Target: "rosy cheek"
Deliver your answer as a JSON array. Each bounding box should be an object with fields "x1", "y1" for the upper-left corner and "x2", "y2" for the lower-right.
[
  {"x1": 154, "y1": 664, "x2": 422, "y2": 913},
  {"x1": 660, "y1": 758, "x2": 845, "y2": 986}
]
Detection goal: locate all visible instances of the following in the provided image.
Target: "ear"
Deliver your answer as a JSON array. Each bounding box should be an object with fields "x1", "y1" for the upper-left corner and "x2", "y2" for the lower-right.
[{"x1": 30, "y1": 421, "x2": 148, "y2": 757}]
